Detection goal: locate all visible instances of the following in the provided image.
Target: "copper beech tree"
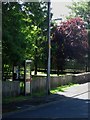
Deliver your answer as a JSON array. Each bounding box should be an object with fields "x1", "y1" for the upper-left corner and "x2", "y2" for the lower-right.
[{"x1": 52, "y1": 17, "x2": 88, "y2": 75}]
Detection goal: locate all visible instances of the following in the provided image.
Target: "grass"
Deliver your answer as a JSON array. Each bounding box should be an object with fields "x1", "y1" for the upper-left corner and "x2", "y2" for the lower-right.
[
  {"x1": 31, "y1": 91, "x2": 46, "y2": 97},
  {"x1": 50, "y1": 83, "x2": 79, "y2": 94},
  {"x1": 2, "y1": 95, "x2": 32, "y2": 104},
  {"x1": 2, "y1": 92, "x2": 45, "y2": 104}
]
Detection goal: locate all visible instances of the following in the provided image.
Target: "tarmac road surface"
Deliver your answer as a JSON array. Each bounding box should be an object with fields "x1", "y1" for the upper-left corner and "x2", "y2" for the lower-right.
[{"x1": 3, "y1": 82, "x2": 89, "y2": 119}]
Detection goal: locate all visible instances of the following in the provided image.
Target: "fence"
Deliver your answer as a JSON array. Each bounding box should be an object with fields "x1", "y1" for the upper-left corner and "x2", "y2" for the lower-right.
[
  {"x1": 32, "y1": 72, "x2": 90, "y2": 93},
  {"x1": 2, "y1": 81, "x2": 20, "y2": 97},
  {"x1": 2, "y1": 72, "x2": 90, "y2": 97}
]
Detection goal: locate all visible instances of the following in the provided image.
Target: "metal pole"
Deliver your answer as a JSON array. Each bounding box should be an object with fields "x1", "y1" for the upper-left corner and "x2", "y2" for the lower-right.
[
  {"x1": 47, "y1": 1, "x2": 51, "y2": 95},
  {"x1": 24, "y1": 60, "x2": 26, "y2": 96},
  {"x1": 30, "y1": 64, "x2": 32, "y2": 95}
]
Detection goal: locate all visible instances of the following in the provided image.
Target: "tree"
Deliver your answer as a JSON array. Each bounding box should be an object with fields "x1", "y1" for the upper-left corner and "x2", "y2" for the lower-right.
[
  {"x1": 52, "y1": 17, "x2": 88, "y2": 74},
  {"x1": 20, "y1": 2, "x2": 48, "y2": 75},
  {"x1": 2, "y1": 2, "x2": 49, "y2": 79},
  {"x1": 67, "y1": 0, "x2": 90, "y2": 29},
  {"x1": 2, "y1": 2, "x2": 27, "y2": 80},
  {"x1": 67, "y1": 0, "x2": 90, "y2": 71},
  {"x1": 2, "y1": 2, "x2": 26, "y2": 65}
]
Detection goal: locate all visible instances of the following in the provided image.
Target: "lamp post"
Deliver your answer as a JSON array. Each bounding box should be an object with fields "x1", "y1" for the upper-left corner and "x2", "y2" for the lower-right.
[{"x1": 46, "y1": 0, "x2": 51, "y2": 95}]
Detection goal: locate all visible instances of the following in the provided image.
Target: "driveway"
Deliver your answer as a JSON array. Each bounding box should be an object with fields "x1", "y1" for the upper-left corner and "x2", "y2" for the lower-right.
[{"x1": 3, "y1": 82, "x2": 89, "y2": 119}]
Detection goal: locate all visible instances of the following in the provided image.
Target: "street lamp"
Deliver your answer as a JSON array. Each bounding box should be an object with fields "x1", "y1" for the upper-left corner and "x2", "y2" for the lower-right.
[
  {"x1": 46, "y1": 0, "x2": 51, "y2": 95},
  {"x1": 46, "y1": 1, "x2": 62, "y2": 95}
]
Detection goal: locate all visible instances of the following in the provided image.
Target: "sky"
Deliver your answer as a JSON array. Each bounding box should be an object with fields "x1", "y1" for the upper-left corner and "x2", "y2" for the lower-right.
[
  {"x1": 51, "y1": 0, "x2": 88, "y2": 20},
  {"x1": 51, "y1": 1, "x2": 73, "y2": 20}
]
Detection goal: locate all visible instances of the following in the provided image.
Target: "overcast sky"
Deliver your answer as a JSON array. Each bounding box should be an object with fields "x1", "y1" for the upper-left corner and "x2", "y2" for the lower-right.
[{"x1": 51, "y1": 1, "x2": 73, "y2": 20}]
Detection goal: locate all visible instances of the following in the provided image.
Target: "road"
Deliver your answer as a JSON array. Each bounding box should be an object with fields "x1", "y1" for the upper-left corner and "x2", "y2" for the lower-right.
[{"x1": 3, "y1": 82, "x2": 89, "y2": 119}]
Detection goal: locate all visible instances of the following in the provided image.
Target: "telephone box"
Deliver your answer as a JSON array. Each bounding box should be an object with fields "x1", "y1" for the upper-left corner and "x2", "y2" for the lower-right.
[{"x1": 24, "y1": 60, "x2": 32, "y2": 95}]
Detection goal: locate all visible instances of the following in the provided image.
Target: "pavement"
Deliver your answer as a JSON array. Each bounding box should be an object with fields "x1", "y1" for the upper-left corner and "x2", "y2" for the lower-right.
[
  {"x1": 57, "y1": 82, "x2": 89, "y2": 98},
  {"x1": 2, "y1": 82, "x2": 90, "y2": 119}
]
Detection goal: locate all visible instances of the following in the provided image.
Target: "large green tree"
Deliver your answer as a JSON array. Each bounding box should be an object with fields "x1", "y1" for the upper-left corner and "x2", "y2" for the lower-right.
[
  {"x1": 22, "y1": 2, "x2": 48, "y2": 74},
  {"x1": 2, "y1": 2, "x2": 26, "y2": 65},
  {"x1": 2, "y1": 2, "x2": 48, "y2": 79}
]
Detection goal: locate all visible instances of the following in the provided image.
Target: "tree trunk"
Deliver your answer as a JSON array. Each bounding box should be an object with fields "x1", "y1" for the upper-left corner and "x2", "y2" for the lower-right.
[
  {"x1": 57, "y1": 66, "x2": 60, "y2": 76},
  {"x1": 12, "y1": 64, "x2": 14, "y2": 81},
  {"x1": 2, "y1": 63, "x2": 4, "y2": 81}
]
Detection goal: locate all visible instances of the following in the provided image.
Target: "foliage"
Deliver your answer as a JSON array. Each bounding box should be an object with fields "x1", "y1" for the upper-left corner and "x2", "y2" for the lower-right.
[
  {"x1": 2, "y1": 2, "x2": 48, "y2": 78},
  {"x1": 88, "y1": 29, "x2": 90, "y2": 70},
  {"x1": 21, "y1": 2, "x2": 48, "y2": 59},
  {"x1": 2, "y1": 2, "x2": 26, "y2": 65},
  {"x1": 66, "y1": 0, "x2": 90, "y2": 71},
  {"x1": 67, "y1": 0, "x2": 90, "y2": 29},
  {"x1": 88, "y1": 29, "x2": 90, "y2": 45},
  {"x1": 52, "y1": 17, "x2": 88, "y2": 74}
]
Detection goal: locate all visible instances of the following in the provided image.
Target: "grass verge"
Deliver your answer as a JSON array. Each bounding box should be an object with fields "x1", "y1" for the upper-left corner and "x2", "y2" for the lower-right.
[
  {"x1": 50, "y1": 83, "x2": 79, "y2": 94},
  {"x1": 2, "y1": 95, "x2": 32, "y2": 104},
  {"x1": 2, "y1": 92, "x2": 45, "y2": 104}
]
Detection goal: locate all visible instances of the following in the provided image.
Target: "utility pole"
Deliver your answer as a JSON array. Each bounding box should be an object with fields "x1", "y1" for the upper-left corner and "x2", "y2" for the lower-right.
[{"x1": 46, "y1": 1, "x2": 51, "y2": 95}]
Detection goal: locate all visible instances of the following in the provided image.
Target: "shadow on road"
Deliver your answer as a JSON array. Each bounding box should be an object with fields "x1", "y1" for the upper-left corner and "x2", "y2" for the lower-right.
[{"x1": 2, "y1": 90, "x2": 89, "y2": 120}]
